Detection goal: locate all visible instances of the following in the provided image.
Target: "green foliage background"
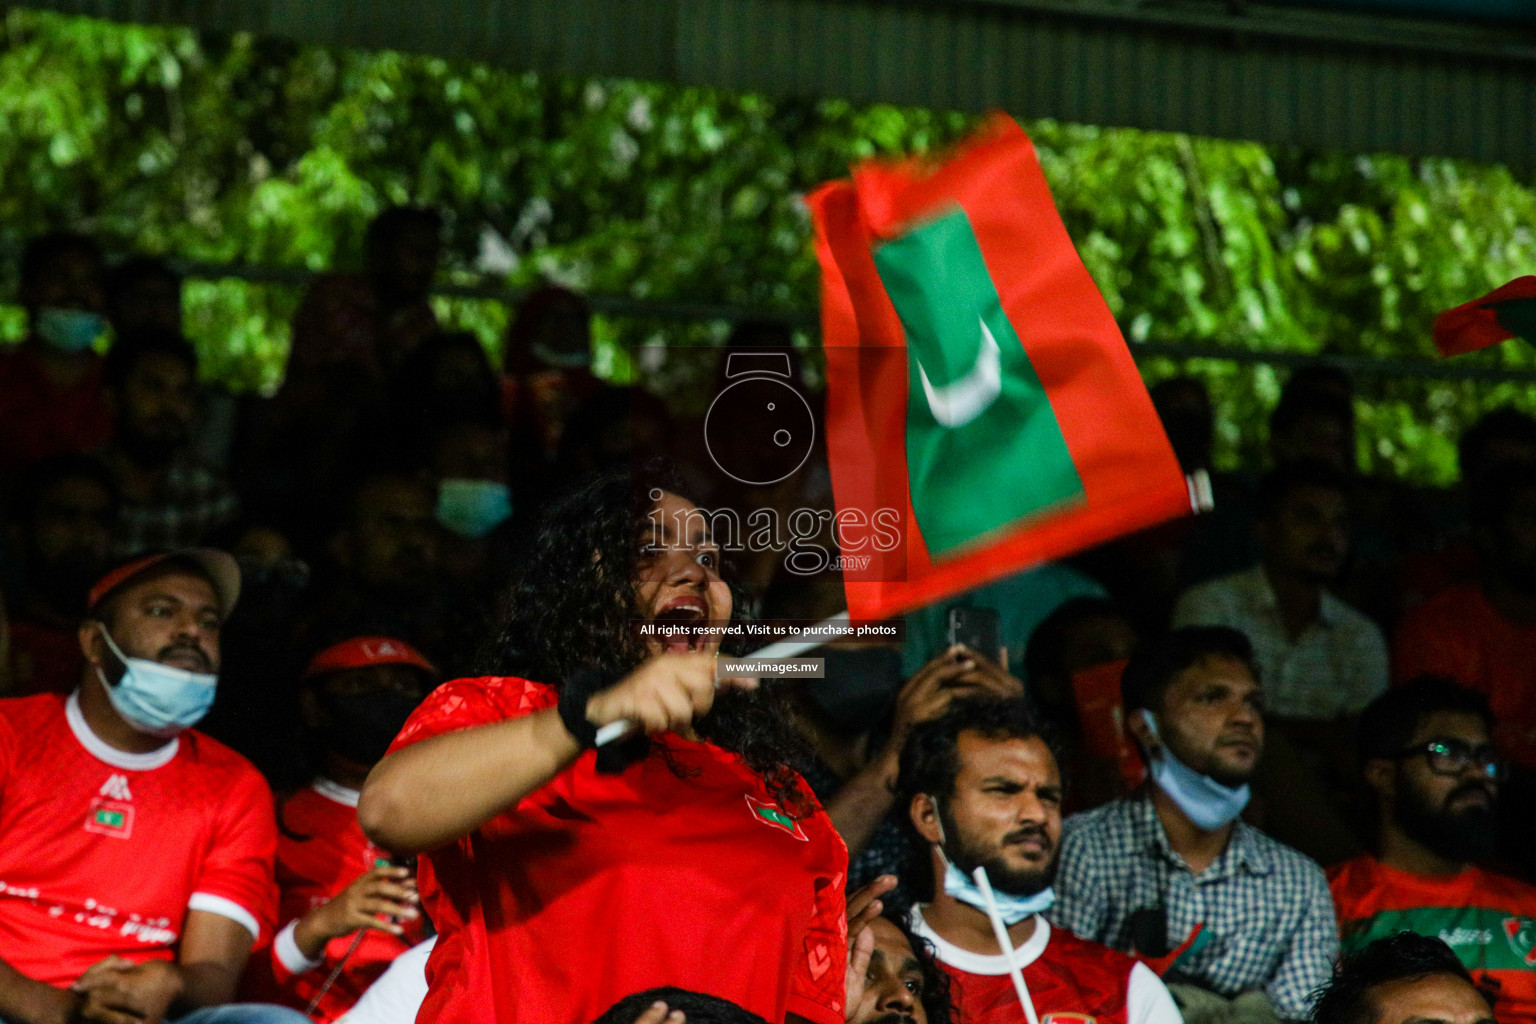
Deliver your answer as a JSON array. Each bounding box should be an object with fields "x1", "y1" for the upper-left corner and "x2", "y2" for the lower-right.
[{"x1": 1, "y1": 9, "x2": 1534, "y2": 484}]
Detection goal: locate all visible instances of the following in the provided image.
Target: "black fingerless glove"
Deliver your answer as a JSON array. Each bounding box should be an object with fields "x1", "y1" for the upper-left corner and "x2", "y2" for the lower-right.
[
  {"x1": 559, "y1": 666, "x2": 650, "y2": 774},
  {"x1": 556, "y1": 668, "x2": 602, "y2": 749}
]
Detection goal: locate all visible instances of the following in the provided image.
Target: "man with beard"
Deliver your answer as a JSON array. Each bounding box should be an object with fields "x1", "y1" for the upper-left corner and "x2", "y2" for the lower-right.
[
  {"x1": 1051, "y1": 628, "x2": 1336, "y2": 1023},
  {"x1": 4, "y1": 455, "x2": 117, "y2": 695},
  {"x1": 1329, "y1": 677, "x2": 1536, "y2": 1024},
  {"x1": 0, "y1": 550, "x2": 306, "y2": 1024},
  {"x1": 99, "y1": 329, "x2": 239, "y2": 557},
  {"x1": 1173, "y1": 461, "x2": 1386, "y2": 724},
  {"x1": 895, "y1": 697, "x2": 1181, "y2": 1024}
]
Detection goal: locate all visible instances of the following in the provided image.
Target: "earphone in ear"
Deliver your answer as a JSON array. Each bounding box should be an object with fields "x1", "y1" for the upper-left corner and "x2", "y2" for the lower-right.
[{"x1": 927, "y1": 794, "x2": 948, "y2": 845}]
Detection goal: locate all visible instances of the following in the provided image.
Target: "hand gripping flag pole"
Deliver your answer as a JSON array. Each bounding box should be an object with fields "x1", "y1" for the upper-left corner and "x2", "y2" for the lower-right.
[
  {"x1": 593, "y1": 611, "x2": 851, "y2": 748},
  {"x1": 972, "y1": 864, "x2": 1042, "y2": 1024}
]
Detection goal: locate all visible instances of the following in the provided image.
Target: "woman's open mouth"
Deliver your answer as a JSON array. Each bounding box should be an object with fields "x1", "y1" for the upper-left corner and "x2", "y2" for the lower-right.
[{"x1": 651, "y1": 597, "x2": 711, "y2": 653}]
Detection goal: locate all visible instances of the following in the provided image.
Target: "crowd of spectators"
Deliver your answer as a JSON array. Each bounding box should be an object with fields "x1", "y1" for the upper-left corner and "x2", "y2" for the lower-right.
[{"x1": 0, "y1": 211, "x2": 1532, "y2": 1024}]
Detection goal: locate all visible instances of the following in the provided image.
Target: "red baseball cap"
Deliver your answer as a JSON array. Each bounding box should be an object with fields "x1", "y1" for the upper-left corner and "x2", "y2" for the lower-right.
[
  {"x1": 302, "y1": 637, "x2": 437, "y2": 681},
  {"x1": 87, "y1": 549, "x2": 242, "y2": 618}
]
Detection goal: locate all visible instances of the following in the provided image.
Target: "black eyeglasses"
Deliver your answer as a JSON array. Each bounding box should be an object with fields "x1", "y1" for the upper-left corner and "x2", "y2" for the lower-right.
[{"x1": 1395, "y1": 739, "x2": 1503, "y2": 781}]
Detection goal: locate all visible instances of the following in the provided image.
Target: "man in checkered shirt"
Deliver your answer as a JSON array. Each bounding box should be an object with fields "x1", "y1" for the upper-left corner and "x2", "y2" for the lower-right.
[{"x1": 1050, "y1": 627, "x2": 1338, "y2": 1022}]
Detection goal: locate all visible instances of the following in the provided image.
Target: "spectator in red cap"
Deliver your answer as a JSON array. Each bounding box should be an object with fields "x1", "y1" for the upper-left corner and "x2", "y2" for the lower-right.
[
  {"x1": 0, "y1": 549, "x2": 307, "y2": 1024},
  {"x1": 242, "y1": 637, "x2": 433, "y2": 1022}
]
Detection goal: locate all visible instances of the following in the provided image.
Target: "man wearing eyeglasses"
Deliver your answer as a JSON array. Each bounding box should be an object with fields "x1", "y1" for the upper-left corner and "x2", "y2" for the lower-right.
[{"x1": 1329, "y1": 675, "x2": 1536, "y2": 1024}]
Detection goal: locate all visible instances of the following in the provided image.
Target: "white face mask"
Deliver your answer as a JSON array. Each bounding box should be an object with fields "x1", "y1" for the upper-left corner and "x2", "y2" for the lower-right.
[
  {"x1": 95, "y1": 625, "x2": 217, "y2": 738},
  {"x1": 932, "y1": 797, "x2": 1055, "y2": 925},
  {"x1": 1139, "y1": 709, "x2": 1250, "y2": 830}
]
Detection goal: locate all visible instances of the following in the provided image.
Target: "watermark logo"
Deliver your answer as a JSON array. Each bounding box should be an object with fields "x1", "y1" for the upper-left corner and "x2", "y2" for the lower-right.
[
  {"x1": 704, "y1": 352, "x2": 816, "y2": 486},
  {"x1": 634, "y1": 344, "x2": 908, "y2": 582},
  {"x1": 646, "y1": 488, "x2": 901, "y2": 578}
]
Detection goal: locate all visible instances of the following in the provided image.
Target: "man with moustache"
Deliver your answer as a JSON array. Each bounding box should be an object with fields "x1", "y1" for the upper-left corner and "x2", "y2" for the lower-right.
[
  {"x1": 0, "y1": 550, "x2": 303, "y2": 1024},
  {"x1": 1330, "y1": 677, "x2": 1536, "y2": 1024},
  {"x1": 1174, "y1": 461, "x2": 1380, "y2": 866},
  {"x1": 1051, "y1": 628, "x2": 1337, "y2": 1023},
  {"x1": 895, "y1": 697, "x2": 1182, "y2": 1024}
]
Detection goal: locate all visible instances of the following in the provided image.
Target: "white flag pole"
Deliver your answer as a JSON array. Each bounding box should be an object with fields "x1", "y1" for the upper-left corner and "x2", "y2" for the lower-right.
[
  {"x1": 1186, "y1": 469, "x2": 1215, "y2": 513},
  {"x1": 594, "y1": 610, "x2": 852, "y2": 748},
  {"x1": 972, "y1": 865, "x2": 1041, "y2": 1024}
]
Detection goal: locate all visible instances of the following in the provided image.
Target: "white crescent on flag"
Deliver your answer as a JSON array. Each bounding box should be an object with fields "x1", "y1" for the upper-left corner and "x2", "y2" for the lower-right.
[{"x1": 916, "y1": 315, "x2": 1003, "y2": 428}]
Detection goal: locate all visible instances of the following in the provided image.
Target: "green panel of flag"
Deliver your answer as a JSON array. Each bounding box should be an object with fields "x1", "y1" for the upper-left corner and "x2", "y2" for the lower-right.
[
  {"x1": 95, "y1": 809, "x2": 124, "y2": 828},
  {"x1": 874, "y1": 206, "x2": 1084, "y2": 557}
]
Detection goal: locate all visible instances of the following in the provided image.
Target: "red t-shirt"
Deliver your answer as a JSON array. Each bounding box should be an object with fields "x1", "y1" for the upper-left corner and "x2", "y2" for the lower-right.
[
  {"x1": 242, "y1": 780, "x2": 426, "y2": 1022},
  {"x1": 388, "y1": 675, "x2": 849, "y2": 1024},
  {"x1": 1330, "y1": 856, "x2": 1536, "y2": 1024},
  {"x1": 0, "y1": 345, "x2": 112, "y2": 474},
  {"x1": 0, "y1": 692, "x2": 278, "y2": 986},
  {"x1": 910, "y1": 913, "x2": 1179, "y2": 1024},
  {"x1": 1393, "y1": 583, "x2": 1536, "y2": 768}
]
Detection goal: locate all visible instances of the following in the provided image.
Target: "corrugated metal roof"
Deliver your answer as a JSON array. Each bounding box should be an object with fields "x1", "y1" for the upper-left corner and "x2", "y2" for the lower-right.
[{"x1": 17, "y1": 0, "x2": 1536, "y2": 167}]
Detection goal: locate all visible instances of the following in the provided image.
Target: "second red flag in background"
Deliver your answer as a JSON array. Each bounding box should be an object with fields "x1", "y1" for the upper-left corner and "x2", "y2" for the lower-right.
[{"x1": 1433, "y1": 276, "x2": 1536, "y2": 357}]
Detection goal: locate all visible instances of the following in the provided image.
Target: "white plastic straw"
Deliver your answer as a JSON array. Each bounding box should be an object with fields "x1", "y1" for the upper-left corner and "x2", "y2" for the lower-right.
[{"x1": 972, "y1": 865, "x2": 1041, "y2": 1024}]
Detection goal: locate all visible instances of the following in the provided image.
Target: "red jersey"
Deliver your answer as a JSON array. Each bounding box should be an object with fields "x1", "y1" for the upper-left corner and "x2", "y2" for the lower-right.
[
  {"x1": 909, "y1": 913, "x2": 1182, "y2": 1024},
  {"x1": 1393, "y1": 583, "x2": 1536, "y2": 768},
  {"x1": 1330, "y1": 856, "x2": 1536, "y2": 1024},
  {"x1": 0, "y1": 345, "x2": 112, "y2": 473},
  {"x1": 242, "y1": 780, "x2": 426, "y2": 1022},
  {"x1": 388, "y1": 675, "x2": 849, "y2": 1024},
  {"x1": 0, "y1": 692, "x2": 277, "y2": 986}
]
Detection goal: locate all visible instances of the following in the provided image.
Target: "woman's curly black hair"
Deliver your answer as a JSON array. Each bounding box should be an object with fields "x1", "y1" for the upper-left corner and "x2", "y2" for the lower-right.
[{"x1": 478, "y1": 460, "x2": 812, "y2": 812}]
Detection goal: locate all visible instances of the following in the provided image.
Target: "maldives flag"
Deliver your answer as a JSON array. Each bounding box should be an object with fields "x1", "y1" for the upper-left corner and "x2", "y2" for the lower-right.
[
  {"x1": 1433, "y1": 277, "x2": 1536, "y2": 357},
  {"x1": 808, "y1": 114, "x2": 1193, "y2": 623}
]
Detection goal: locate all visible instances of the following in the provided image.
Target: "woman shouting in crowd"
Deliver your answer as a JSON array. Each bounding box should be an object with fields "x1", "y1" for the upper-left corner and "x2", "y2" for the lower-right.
[{"x1": 358, "y1": 464, "x2": 848, "y2": 1024}]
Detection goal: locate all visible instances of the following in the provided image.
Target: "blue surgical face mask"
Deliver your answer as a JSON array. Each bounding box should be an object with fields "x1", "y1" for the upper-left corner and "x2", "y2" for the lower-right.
[
  {"x1": 95, "y1": 625, "x2": 217, "y2": 739},
  {"x1": 436, "y1": 478, "x2": 512, "y2": 539},
  {"x1": 1139, "y1": 709, "x2": 1251, "y2": 830},
  {"x1": 932, "y1": 798, "x2": 1055, "y2": 925},
  {"x1": 35, "y1": 307, "x2": 106, "y2": 354}
]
